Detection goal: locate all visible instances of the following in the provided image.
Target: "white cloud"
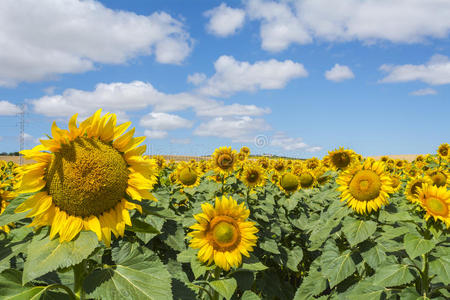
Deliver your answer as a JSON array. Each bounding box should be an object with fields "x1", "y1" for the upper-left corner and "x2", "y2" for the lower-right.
[
  {"x1": 197, "y1": 55, "x2": 308, "y2": 97},
  {"x1": 306, "y1": 146, "x2": 322, "y2": 153},
  {"x1": 379, "y1": 55, "x2": 450, "y2": 85},
  {"x1": 325, "y1": 64, "x2": 355, "y2": 82},
  {"x1": 409, "y1": 88, "x2": 437, "y2": 96},
  {"x1": 196, "y1": 103, "x2": 271, "y2": 117},
  {"x1": 270, "y1": 132, "x2": 308, "y2": 151},
  {"x1": 139, "y1": 112, "x2": 193, "y2": 131},
  {"x1": 194, "y1": 116, "x2": 271, "y2": 142},
  {"x1": 144, "y1": 130, "x2": 168, "y2": 139},
  {"x1": 0, "y1": 0, "x2": 192, "y2": 86},
  {"x1": 245, "y1": 0, "x2": 450, "y2": 52},
  {"x1": 187, "y1": 73, "x2": 207, "y2": 85},
  {"x1": 0, "y1": 101, "x2": 21, "y2": 116},
  {"x1": 204, "y1": 3, "x2": 246, "y2": 37}
]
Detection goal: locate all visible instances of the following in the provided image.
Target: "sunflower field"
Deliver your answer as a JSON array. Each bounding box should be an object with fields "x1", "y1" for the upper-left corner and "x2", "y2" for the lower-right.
[{"x1": 0, "y1": 110, "x2": 449, "y2": 300}]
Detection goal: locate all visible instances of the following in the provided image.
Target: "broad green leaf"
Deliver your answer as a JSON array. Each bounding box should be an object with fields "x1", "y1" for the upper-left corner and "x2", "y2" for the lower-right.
[
  {"x1": 209, "y1": 278, "x2": 237, "y2": 300},
  {"x1": 322, "y1": 250, "x2": 356, "y2": 287},
  {"x1": 259, "y1": 238, "x2": 280, "y2": 254},
  {"x1": 0, "y1": 269, "x2": 47, "y2": 300},
  {"x1": 127, "y1": 218, "x2": 160, "y2": 234},
  {"x1": 162, "y1": 221, "x2": 186, "y2": 252},
  {"x1": 84, "y1": 247, "x2": 172, "y2": 300},
  {"x1": 0, "y1": 227, "x2": 33, "y2": 272},
  {"x1": 429, "y1": 255, "x2": 450, "y2": 284},
  {"x1": 346, "y1": 281, "x2": 385, "y2": 300},
  {"x1": 342, "y1": 219, "x2": 377, "y2": 247},
  {"x1": 360, "y1": 244, "x2": 387, "y2": 269},
  {"x1": 177, "y1": 248, "x2": 196, "y2": 264},
  {"x1": 0, "y1": 195, "x2": 28, "y2": 226},
  {"x1": 403, "y1": 233, "x2": 436, "y2": 259},
  {"x1": 372, "y1": 264, "x2": 415, "y2": 287},
  {"x1": 293, "y1": 268, "x2": 327, "y2": 300},
  {"x1": 241, "y1": 290, "x2": 260, "y2": 300},
  {"x1": 23, "y1": 231, "x2": 98, "y2": 284},
  {"x1": 241, "y1": 255, "x2": 268, "y2": 271},
  {"x1": 190, "y1": 256, "x2": 212, "y2": 279},
  {"x1": 286, "y1": 246, "x2": 303, "y2": 272}
]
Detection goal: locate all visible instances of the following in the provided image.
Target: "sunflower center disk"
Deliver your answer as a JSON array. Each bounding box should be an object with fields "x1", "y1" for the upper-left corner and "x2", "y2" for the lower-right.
[
  {"x1": 332, "y1": 153, "x2": 350, "y2": 168},
  {"x1": 426, "y1": 197, "x2": 448, "y2": 216},
  {"x1": 349, "y1": 170, "x2": 381, "y2": 201},
  {"x1": 46, "y1": 137, "x2": 129, "y2": 217},
  {"x1": 431, "y1": 172, "x2": 446, "y2": 187},
  {"x1": 247, "y1": 171, "x2": 259, "y2": 183},
  {"x1": 178, "y1": 168, "x2": 197, "y2": 186},
  {"x1": 280, "y1": 174, "x2": 299, "y2": 192},
  {"x1": 209, "y1": 216, "x2": 241, "y2": 251},
  {"x1": 218, "y1": 154, "x2": 233, "y2": 168}
]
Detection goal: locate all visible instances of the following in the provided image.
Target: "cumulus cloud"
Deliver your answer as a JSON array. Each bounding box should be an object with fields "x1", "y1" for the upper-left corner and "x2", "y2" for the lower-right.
[
  {"x1": 144, "y1": 130, "x2": 168, "y2": 139},
  {"x1": 0, "y1": 101, "x2": 21, "y2": 116},
  {"x1": 187, "y1": 73, "x2": 207, "y2": 85},
  {"x1": 409, "y1": 88, "x2": 437, "y2": 96},
  {"x1": 325, "y1": 64, "x2": 355, "y2": 82},
  {"x1": 204, "y1": 3, "x2": 246, "y2": 37},
  {"x1": 270, "y1": 132, "x2": 308, "y2": 151},
  {"x1": 140, "y1": 112, "x2": 193, "y2": 131},
  {"x1": 194, "y1": 116, "x2": 271, "y2": 142},
  {"x1": 197, "y1": 55, "x2": 308, "y2": 97},
  {"x1": 196, "y1": 103, "x2": 271, "y2": 117},
  {"x1": 0, "y1": 0, "x2": 192, "y2": 86},
  {"x1": 379, "y1": 55, "x2": 450, "y2": 85},
  {"x1": 306, "y1": 146, "x2": 323, "y2": 153},
  {"x1": 245, "y1": 0, "x2": 450, "y2": 52}
]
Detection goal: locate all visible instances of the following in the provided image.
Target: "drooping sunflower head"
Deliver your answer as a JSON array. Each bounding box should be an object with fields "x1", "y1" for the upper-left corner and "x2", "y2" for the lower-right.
[
  {"x1": 437, "y1": 143, "x2": 449, "y2": 159},
  {"x1": 212, "y1": 147, "x2": 237, "y2": 174},
  {"x1": 337, "y1": 160, "x2": 393, "y2": 214},
  {"x1": 298, "y1": 170, "x2": 316, "y2": 189},
  {"x1": 416, "y1": 183, "x2": 450, "y2": 228},
  {"x1": 305, "y1": 157, "x2": 320, "y2": 170},
  {"x1": 314, "y1": 166, "x2": 330, "y2": 185},
  {"x1": 16, "y1": 110, "x2": 158, "y2": 246},
  {"x1": 427, "y1": 169, "x2": 449, "y2": 188},
  {"x1": 188, "y1": 196, "x2": 258, "y2": 271},
  {"x1": 257, "y1": 157, "x2": 270, "y2": 170},
  {"x1": 240, "y1": 162, "x2": 266, "y2": 189},
  {"x1": 175, "y1": 161, "x2": 201, "y2": 188},
  {"x1": 278, "y1": 172, "x2": 300, "y2": 195},
  {"x1": 380, "y1": 156, "x2": 389, "y2": 162},
  {"x1": 324, "y1": 147, "x2": 356, "y2": 170}
]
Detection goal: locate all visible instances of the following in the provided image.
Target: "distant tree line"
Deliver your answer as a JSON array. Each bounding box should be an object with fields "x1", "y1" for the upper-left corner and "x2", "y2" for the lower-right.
[{"x1": 0, "y1": 152, "x2": 20, "y2": 156}]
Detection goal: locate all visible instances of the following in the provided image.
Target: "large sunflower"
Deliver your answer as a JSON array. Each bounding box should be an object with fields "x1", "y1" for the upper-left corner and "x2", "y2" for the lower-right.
[
  {"x1": 188, "y1": 196, "x2": 258, "y2": 271},
  {"x1": 212, "y1": 147, "x2": 237, "y2": 175},
  {"x1": 426, "y1": 168, "x2": 450, "y2": 188},
  {"x1": 416, "y1": 184, "x2": 450, "y2": 228},
  {"x1": 15, "y1": 110, "x2": 158, "y2": 246},
  {"x1": 405, "y1": 176, "x2": 433, "y2": 203},
  {"x1": 337, "y1": 160, "x2": 393, "y2": 214}
]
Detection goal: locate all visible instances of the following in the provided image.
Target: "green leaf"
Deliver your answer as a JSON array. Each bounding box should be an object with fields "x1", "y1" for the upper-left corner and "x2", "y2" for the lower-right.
[
  {"x1": 346, "y1": 281, "x2": 385, "y2": 300},
  {"x1": 176, "y1": 248, "x2": 196, "y2": 264},
  {"x1": 84, "y1": 246, "x2": 172, "y2": 300},
  {"x1": 342, "y1": 219, "x2": 377, "y2": 247},
  {"x1": 127, "y1": 218, "x2": 161, "y2": 234},
  {"x1": 241, "y1": 290, "x2": 260, "y2": 300},
  {"x1": 190, "y1": 256, "x2": 212, "y2": 279},
  {"x1": 241, "y1": 255, "x2": 268, "y2": 271},
  {"x1": 286, "y1": 246, "x2": 303, "y2": 272},
  {"x1": 0, "y1": 269, "x2": 47, "y2": 300},
  {"x1": 0, "y1": 227, "x2": 34, "y2": 272},
  {"x1": 0, "y1": 195, "x2": 28, "y2": 226},
  {"x1": 259, "y1": 238, "x2": 280, "y2": 254},
  {"x1": 403, "y1": 233, "x2": 436, "y2": 259},
  {"x1": 429, "y1": 255, "x2": 450, "y2": 284},
  {"x1": 293, "y1": 268, "x2": 327, "y2": 300},
  {"x1": 322, "y1": 249, "x2": 356, "y2": 287},
  {"x1": 209, "y1": 278, "x2": 237, "y2": 300},
  {"x1": 23, "y1": 231, "x2": 98, "y2": 284},
  {"x1": 372, "y1": 264, "x2": 415, "y2": 287},
  {"x1": 360, "y1": 244, "x2": 388, "y2": 269}
]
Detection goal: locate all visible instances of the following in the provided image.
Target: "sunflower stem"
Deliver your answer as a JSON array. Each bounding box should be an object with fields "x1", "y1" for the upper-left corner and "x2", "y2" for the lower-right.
[
  {"x1": 421, "y1": 253, "x2": 430, "y2": 296},
  {"x1": 73, "y1": 260, "x2": 87, "y2": 300},
  {"x1": 211, "y1": 267, "x2": 222, "y2": 300}
]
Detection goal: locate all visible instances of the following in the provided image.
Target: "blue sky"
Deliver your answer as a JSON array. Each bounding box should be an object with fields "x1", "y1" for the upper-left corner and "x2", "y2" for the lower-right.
[{"x1": 0, "y1": 0, "x2": 449, "y2": 158}]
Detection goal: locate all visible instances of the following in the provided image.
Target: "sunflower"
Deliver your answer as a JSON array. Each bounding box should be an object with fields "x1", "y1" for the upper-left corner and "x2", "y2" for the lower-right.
[
  {"x1": 305, "y1": 157, "x2": 320, "y2": 170},
  {"x1": 188, "y1": 196, "x2": 258, "y2": 271},
  {"x1": 209, "y1": 172, "x2": 225, "y2": 184},
  {"x1": 405, "y1": 176, "x2": 433, "y2": 203},
  {"x1": 416, "y1": 184, "x2": 450, "y2": 227},
  {"x1": 271, "y1": 159, "x2": 286, "y2": 173},
  {"x1": 175, "y1": 161, "x2": 201, "y2": 188},
  {"x1": 427, "y1": 168, "x2": 450, "y2": 187},
  {"x1": 390, "y1": 174, "x2": 402, "y2": 193},
  {"x1": 15, "y1": 110, "x2": 158, "y2": 246},
  {"x1": 323, "y1": 147, "x2": 356, "y2": 170},
  {"x1": 277, "y1": 172, "x2": 300, "y2": 195},
  {"x1": 0, "y1": 188, "x2": 17, "y2": 233},
  {"x1": 380, "y1": 156, "x2": 389, "y2": 162},
  {"x1": 212, "y1": 147, "x2": 237, "y2": 175},
  {"x1": 239, "y1": 162, "x2": 266, "y2": 189},
  {"x1": 395, "y1": 160, "x2": 406, "y2": 170},
  {"x1": 336, "y1": 160, "x2": 393, "y2": 214},
  {"x1": 314, "y1": 166, "x2": 330, "y2": 185},
  {"x1": 437, "y1": 143, "x2": 449, "y2": 159},
  {"x1": 297, "y1": 169, "x2": 316, "y2": 189},
  {"x1": 236, "y1": 152, "x2": 247, "y2": 165},
  {"x1": 152, "y1": 155, "x2": 166, "y2": 171},
  {"x1": 240, "y1": 146, "x2": 250, "y2": 157},
  {"x1": 257, "y1": 157, "x2": 270, "y2": 170}
]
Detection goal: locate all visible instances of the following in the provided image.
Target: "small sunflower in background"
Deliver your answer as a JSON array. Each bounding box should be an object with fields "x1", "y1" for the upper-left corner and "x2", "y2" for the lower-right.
[
  {"x1": 153, "y1": 155, "x2": 166, "y2": 172},
  {"x1": 188, "y1": 196, "x2": 258, "y2": 271},
  {"x1": 239, "y1": 162, "x2": 266, "y2": 189},
  {"x1": 390, "y1": 174, "x2": 402, "y2": 193},
  {"x1": 394, "y1": 159, "x2": 406, "y2": 170},
  {"x1": 323, "y1": 147, "x2": 356, "y2": 170},
  {"x1": 240, "y1": 146, "x2": 250, "y2": 157},
  {"x1": 0, "y1": 186, "x2": 17, "y2": 234},
  {"x1": 257, "y1": 157, "x2": 270, "y2": 170},
  {"x1": 16, "y1": 110, "x2": 158, "y2": 246},
  {"x1": 314, "y1": 166, "x2": 331, "y2": 186},
  {"x1": 209, "y1": 172, "x2": 225, "y2": 184},
  {"x1": 271, "y1": 159, "x2": 286, "y2": 173},
  {"x1": 416, "y1": 184, "x2": 450, "y2": 228},
  {"x1": 175, "y1": 161, "x2": 201, "y2": 188},
  {"x1": 337, "y1": 160, "x2": 393, "y2": 214},
  {"x1": 236, "y1": 152, "x2": 247, "y2": 166},
  {"x1": 380, "y1": 156, "x2": 389, "y2": 163},
  {"x1": 296, "y1": 169, "x2": 316, "y2": 189},
  {"x1": 427, "y1": 168, "x2": 449, "y2": 187},
  {"x1": 437, "y1": 143, "x2": 449, "y2": 159},
  {"x1": 277, "y1": 172, "x2": 300, "y2": 195},
  {"x1": 405, "y1": 176, "x2": 433, "y2": 203},
  {"x1": 212, "y1": 147, "x2": 237, "y2": 175},
  {"x1": 305, "y1": 157, "x2": 320, "y2": 170}
]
